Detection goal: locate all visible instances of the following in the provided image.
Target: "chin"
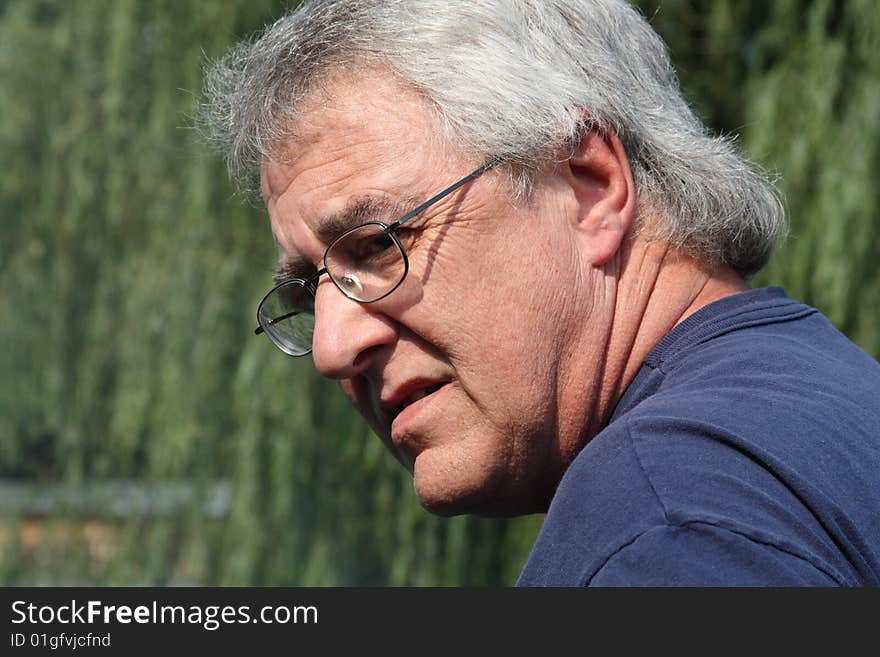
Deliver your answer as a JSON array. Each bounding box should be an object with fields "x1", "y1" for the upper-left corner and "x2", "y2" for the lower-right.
[{"x1": 411, "y1": 447, "x2": 544, "y2": 518}]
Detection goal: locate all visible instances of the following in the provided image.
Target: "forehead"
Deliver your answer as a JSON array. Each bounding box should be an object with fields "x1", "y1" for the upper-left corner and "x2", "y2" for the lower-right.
[
  {"x1": 260, "y1": 70, "x2": 441, "y2": 205},
  {"x1": 260, "y1": 69, "x2": 474, "y2": 282}
]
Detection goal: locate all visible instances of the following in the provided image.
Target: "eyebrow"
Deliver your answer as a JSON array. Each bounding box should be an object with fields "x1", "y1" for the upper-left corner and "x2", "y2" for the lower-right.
[{"x1": 272, "y1": 194, "x2": 415, "y2": 284}]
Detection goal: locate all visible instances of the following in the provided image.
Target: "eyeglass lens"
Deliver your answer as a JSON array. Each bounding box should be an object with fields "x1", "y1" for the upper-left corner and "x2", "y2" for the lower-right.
[
  {"x1": 325, "y1": 223, "x2": 406, "y2": 302},
  {"x1": 258, "y1": 280, "x2": 316, "y2": 355},
  {"x1": 258, "y1": 223, "x2": 407, "y2": 354}
]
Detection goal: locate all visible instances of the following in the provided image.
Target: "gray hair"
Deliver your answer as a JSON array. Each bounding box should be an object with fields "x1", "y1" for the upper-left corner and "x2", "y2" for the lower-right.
[{"x1": 200, "y1": 0, "x2": 785, "y2": 276}]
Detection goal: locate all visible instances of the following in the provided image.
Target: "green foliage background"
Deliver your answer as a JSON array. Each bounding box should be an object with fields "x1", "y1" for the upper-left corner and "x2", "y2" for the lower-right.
[{"x1": 0, "y1": 0, "x2": 877, "y2": 585}]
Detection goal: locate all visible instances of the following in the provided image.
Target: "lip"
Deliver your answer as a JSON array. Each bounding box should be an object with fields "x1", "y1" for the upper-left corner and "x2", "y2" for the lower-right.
[
  {"x1": 388, "y1": 381, "x2": 450, "y2": 446},
  {"x1": 381, "y1": 378, "x2": 449, "y2": 416}
]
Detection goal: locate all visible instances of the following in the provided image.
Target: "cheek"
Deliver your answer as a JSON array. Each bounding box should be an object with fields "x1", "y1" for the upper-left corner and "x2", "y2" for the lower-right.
[
  {"x1": 427, "y1": 263, "x2": 565, "y2": 419},
  {"x1": 418, "y1": 218, "x2": 570, "y2": 348},
  {"x1": 339, "y1": 378, "x2": 357, "y2": 403},
  {"x1": 340, "y1": 379, "x2": 379, "y2": 433},
  {"x1": 442, "y1": 247, "x2": 570, "y2": 359}
]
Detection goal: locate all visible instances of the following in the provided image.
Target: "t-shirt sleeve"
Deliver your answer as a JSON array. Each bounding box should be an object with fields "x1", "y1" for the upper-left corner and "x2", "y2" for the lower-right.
[{"x1": 588, "y1": 522, "x2": 840, "y2": 586}]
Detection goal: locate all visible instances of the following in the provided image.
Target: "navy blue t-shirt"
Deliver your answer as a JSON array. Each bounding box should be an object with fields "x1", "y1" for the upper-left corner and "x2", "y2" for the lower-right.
[{"x1": 517, "y1": 287, "x2": 880, "y2": 586}]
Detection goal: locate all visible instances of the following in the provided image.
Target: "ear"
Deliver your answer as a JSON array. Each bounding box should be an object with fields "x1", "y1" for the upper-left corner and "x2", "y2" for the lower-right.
[{"x1": 562, "y1": 128, "x2": 636, "y2": 267}]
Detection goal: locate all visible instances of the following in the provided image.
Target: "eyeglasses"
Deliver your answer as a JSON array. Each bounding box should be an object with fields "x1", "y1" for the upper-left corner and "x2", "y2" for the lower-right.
[{"x1": 254, "y1": 158, "x2": 499, "y2": 356}]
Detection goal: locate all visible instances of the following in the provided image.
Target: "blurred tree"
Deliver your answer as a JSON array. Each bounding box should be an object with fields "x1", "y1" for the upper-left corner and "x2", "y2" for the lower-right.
[{"x1": 0, "y1": 0, "x2": 876, "y2": 585}]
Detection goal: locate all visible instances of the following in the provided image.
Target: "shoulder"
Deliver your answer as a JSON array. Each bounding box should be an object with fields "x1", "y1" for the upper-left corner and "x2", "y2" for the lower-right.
[
  {"x1": 518, "y1": 415, "x2": 855, "y2": 586},
  {"x1": 518, "y1": 291, "x2": 880, "y2": 586},
  {"x1": 587, "y1": 521, "x2": 840, "y2": 586}
]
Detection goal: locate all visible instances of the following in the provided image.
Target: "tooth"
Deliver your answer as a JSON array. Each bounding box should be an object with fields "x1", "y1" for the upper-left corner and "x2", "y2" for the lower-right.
[{"x1": 402, "y1": 389, "x2": 428, "y2": 410}]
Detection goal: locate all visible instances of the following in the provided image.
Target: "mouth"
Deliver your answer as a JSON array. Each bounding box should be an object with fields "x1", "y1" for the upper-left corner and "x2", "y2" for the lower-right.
[
  {"x1": 399, "y1": 383, "x2": 444, "y2": 413},
  {"x1": 381, "y1": 380, "x2": 450, "y2": 434},
  {"x1": 374, "y1": 379, "x2": 453, "y2": 473}
]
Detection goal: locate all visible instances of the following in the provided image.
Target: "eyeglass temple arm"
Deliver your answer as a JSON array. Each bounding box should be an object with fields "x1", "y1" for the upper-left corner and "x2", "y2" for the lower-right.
[
  {"x1": 386, "y1": 157, "x2": 502, "y2": 231},
  {"x1": 254, "y1": 310, "x2": 300, "y2": 335},
  {"x1": 255, "y1": 157, "x2": 500, "y2": 337}
]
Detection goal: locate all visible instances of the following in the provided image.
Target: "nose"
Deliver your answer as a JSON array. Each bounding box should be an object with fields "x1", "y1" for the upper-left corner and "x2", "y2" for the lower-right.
[{"x1": 310, "y1": 278, "x2": 397, "y2": 379}]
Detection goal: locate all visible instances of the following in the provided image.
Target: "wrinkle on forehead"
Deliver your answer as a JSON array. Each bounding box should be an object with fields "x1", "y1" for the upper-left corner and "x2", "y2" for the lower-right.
[
  {"x1": 259, "y1": 66, "x2": 486, "y2": 291},
  {"x1": 261, "y1": 126, "x2": 426, "y2": 215},
  {"x1": 266, "y1": 66, "x2": 433, "y2": 166}
]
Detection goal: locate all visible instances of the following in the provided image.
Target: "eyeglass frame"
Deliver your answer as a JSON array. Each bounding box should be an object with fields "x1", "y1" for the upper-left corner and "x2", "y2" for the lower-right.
[{"x1": 254, "y1": 157, "x2": 502, "y2": 355}]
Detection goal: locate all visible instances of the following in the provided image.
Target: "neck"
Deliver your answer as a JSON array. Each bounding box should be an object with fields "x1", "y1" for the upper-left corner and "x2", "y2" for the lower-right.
[
  {"x1": 544, "y1": 235, "x2": 749, "y2": 506},
  {"x1": 579, "y1": 238, "x2": 749, "y2": 442}
]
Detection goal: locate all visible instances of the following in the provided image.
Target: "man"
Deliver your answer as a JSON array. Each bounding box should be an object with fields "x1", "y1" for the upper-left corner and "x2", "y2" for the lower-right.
[{"x1": 201, "y1": 0, "x2": 880, "y2": 585}]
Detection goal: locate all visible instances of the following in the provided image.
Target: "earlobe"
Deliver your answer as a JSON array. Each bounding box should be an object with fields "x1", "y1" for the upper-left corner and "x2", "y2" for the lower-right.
[{"x1": 564, "y1": 128, "x2": 636, "y2": 267}]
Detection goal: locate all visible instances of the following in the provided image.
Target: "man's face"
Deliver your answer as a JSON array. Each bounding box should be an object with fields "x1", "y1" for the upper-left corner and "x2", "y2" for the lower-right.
[{"x1": 261, "y1": 72, "x2": 599, "y2": 516}]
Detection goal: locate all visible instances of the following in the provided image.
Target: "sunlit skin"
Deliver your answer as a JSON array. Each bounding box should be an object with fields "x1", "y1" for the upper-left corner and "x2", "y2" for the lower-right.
[{"x1": 260, "y1": 69, "x2": 748, "y2": 516}]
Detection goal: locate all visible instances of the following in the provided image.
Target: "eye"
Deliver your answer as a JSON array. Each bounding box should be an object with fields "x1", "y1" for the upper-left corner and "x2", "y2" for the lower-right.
[
  {"x1": 326, "y1": 222, "x2": 405, "y2": 289},
  {"x1": 355, "y1": 231, "x2": 397, "y2": 259},
  {"x1": 277, "y1": 280, "x2": 315, "y2": 313}
]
